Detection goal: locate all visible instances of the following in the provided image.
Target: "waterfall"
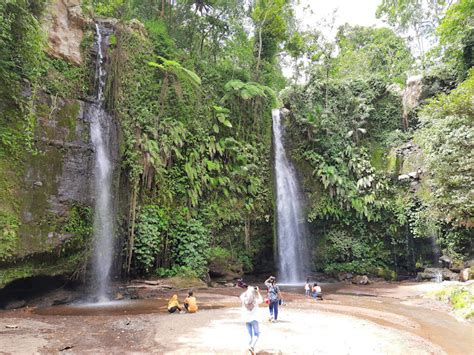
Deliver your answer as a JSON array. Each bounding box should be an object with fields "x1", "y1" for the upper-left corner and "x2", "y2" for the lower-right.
[
  {"x1": 272, "y1": 109, "x2": 309, "y2": 283},
  {"x1": 90, "y1": 23, "x2": 115, "y2": 301}
]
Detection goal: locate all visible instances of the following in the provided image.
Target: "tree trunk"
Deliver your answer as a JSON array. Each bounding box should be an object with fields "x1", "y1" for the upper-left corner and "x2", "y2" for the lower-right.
[
  {"x1": 244, "y1": 217, "x2": 251, "y2": 251},
  {"x1": 126, "y1": 179, "x2": 139, "y2": 274}
]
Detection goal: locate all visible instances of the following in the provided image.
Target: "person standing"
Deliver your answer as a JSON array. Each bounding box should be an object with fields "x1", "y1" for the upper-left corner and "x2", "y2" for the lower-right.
[
  {"x1": 304, "y1": 279, "x2": 311, "y2": 297},
  {"x1": 240, "y1": 286, "x2": 263, "y2": 354},
  {"x1": 264, "y1": 276, "x2": 281, "y2": 322}
]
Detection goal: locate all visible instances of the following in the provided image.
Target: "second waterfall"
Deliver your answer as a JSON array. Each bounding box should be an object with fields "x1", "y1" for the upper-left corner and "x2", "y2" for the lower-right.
[
  {"x1": 273, "y1": 109, "x2": 309, "y2": 283},
  {"x1": 89, "y1": 22, "x2": 117, "y2": 301}
]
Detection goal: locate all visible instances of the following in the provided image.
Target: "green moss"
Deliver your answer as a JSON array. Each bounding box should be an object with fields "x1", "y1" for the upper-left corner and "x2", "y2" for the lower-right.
[
  {"x1": 0, "y1": 212, "x2": 20, "y2": 262},
  {"x1": 0, "y1": 252, "x2": 85, "y2": 288},
  {"x1": 57, "y1": 101, "x2": 80, "y2": 140},
  {"x1": 370, "y1": 145, "x2": 385, "y2": 171},
  {"x1": 376, "y1": 267, "x2": 397, "y2": 280}
]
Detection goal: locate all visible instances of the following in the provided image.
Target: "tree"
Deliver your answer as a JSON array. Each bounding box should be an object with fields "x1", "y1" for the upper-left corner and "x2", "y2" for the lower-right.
[
  {"x1": 376, "y1": 0, "x2": 453, "y2": 65},
  {"x1": 148, "y1": 56, "x2": 201, "y2": 105},
  {"x1": 252, "y1": 0, "x2": 292, "y2": 76},
  {"x1": 335, "y1": 25, "x2": 414, "y2": 84},
  {"x1": 437, "y1": 0, "x2": 474, "y2": 79},
  {"x1": 415, "y1": 69, "x2": 474, "y2": 225}
]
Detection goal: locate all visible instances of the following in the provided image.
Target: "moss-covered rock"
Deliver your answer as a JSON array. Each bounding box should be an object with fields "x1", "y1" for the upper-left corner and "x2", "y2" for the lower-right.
[{"x1": 0, "y1": 93, "x2": 94, "y2": 288}]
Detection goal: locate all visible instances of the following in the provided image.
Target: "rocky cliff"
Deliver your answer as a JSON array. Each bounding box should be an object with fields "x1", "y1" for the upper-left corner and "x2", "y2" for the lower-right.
[{"x1": 0, "y1": 0, "x2": 123, "y2": 288}]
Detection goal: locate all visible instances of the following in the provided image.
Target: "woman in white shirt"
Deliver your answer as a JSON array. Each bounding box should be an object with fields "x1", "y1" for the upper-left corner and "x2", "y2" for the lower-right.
[{"x1": 240, "y1": 286, "x2": 263, "y2": 354}]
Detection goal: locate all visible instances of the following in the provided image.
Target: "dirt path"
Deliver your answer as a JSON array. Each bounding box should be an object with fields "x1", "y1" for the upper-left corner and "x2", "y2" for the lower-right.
[{"x1": 0, "y1": 282, "x2": 472, "y2": 354}]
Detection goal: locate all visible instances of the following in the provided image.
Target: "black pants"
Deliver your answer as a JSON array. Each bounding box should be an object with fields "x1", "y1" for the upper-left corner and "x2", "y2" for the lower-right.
[{"x1": 168, "y1": 306, "x2": 179, "y2": 313}]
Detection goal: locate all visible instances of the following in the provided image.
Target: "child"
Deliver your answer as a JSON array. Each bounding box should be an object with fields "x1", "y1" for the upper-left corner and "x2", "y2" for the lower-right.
[
  {"x1": 304, "y1": 279, "x2": 311, "y2": 297},
  {"x1": 184, "y1": 290, "x2": 198, "y2": 313},
  {"x1": 167, "y1": 294, "x2": 182, "y2": 313}
]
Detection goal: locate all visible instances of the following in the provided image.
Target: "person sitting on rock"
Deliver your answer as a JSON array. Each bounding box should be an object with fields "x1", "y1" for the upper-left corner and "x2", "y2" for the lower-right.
[
  {"x1": 184, "y1": 290, "x2": 198, "y2": 313},
  {"x1": 312, "y1": 283, "x2": 323, "y2": 300},
  {"x1": 167, "y1": 294, "x2": 182, "y2": 313}
]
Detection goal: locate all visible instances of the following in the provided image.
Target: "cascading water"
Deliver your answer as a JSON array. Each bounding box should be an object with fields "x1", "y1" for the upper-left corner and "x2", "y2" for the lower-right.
[
  {"x1": 272, "y1": 109, "x2": 309, "y2": 283},
  {"x1": 90, "y1": 23, "x2": 115, "y2": 301}
]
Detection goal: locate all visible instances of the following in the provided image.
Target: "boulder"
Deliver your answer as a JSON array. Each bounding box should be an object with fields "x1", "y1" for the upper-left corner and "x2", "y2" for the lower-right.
[
  {"x1": 352, "y1": 275, "x2": 369, "y2": 285},
  {"x1": 459, "y1": 268, "x2": 471, "y2": 282},
  {"x1": 417, "y1": 267, "x2": 443, "y2": 282},
  {"x1": 4, "y1": 300, "x2": 26, "y2": 310},
  {"x1": 441, "y1": 268, "x2": 459, "y2": 281},
  {"x1": 439, "y1": 255, "x2": 453, "y2": 268},
  {"x1": 416, "y1": 267, "x2": 459, "y2": 281},
  {"x1": 42, "y1": 0, "x2": 86, "y2": 65}
]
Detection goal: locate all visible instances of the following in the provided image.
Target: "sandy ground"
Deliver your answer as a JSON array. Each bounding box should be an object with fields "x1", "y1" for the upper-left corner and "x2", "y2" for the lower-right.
[{"x1": 0, "y1": 282, "x2": 472, "y2": 354}]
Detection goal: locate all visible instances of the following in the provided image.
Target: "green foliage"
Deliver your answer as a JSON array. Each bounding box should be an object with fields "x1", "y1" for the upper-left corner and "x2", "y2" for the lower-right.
[
  {"x1": 62, "y1": 205, "x2": 93, "y2": 242},
  {"x1": 437, "y1": 0, "x2": 474, "y2": 79},
  {"x1": 416, "y1": 70, "x2": 474, "y2": 224},
  {"x1": 42, "y1": 58, "x2": 87, "y2": 98},
  {"x1": 0, "y1": 212, "x2": 19, "y2": 262},
  {"x1": 82, "y1": 0, "x2": 128, "y2": 17},
  {"x1": 320, "y1": 228, "x2": 389, "y2": 275},
  {"x1": 156, "y1": 265, "x2": 198, "y2": 278},
  {"x1": 134, "y1": 205, "x2": 168, "y2": 273},
  {"x1": 0, "y1": 0, "x2": 45, "y2": 157},
  {"x1": 169, "y1": 216, "x2": 210, "y2": 278},
  {"x1": 433, "y1": 283, "x2": 474, "y2": 319},
  {"x1": 252, "y1": 0, "x2": 291, "y2": 62},
  {"x1": 335, "y1": 25, "x2": 413, "y2": 84}
]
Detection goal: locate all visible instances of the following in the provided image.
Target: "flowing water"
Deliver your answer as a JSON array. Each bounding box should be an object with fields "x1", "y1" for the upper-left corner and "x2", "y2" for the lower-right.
[
  {"x1": 90, "y1": 23, "x2": 115, "y2": 301},
  {"x1": 272, "y1": 109, "x2": 309, "y2": 283}
]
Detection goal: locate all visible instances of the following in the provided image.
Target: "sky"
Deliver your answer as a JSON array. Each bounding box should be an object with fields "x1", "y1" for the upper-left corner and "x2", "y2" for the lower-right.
[
  {"x1": 294, "y1": 0, "x2": 386, "y2": 32},
  {"x1": 281, "y1": 0, "x2": 387, "y2": 79}
]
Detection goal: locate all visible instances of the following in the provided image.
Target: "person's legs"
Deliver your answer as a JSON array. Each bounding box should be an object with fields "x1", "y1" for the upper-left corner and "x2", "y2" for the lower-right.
[
  {"x1": 250, "y1": 320, "x2": 260, "y2": 348},
  {"x1": 273, "y1": 301, "x2": 279, "y2": 320},
  {"x1": 168, "y1": 306, "x2": 178, "y2": 313},
  {"x1": 268, "y1": 302, "x2": 273, "y2": 319},
  {"x1": 245, "y1": 322, "x2": 253, "y2": 346}
]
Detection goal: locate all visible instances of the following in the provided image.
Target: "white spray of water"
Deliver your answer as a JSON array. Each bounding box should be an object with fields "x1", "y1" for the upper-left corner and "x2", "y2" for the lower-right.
[
  {"x1": 91, "y1": 23, "x2": 114, "y2": 301},
  {"x1": 272, "y1": 109, "x2": 309, "y2": 283}
]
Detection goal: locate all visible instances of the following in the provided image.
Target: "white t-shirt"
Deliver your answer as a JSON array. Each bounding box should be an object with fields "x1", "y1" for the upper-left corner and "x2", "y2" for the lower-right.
[{"x1": 240, "y1": 292, "x2": 263, "y2": 323}]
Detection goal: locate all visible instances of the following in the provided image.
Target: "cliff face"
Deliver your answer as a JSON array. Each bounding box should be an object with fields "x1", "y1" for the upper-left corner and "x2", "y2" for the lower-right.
[
  {"x1": 0, "y1": 0, "x2": 108, "y2": 288},
  {"x1": 42, "y1": 0, "x2": 86, "y2": 65}
]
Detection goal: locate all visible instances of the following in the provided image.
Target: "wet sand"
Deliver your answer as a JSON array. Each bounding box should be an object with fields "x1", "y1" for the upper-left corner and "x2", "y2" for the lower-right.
[{"x1": 0, "y1": 282, "x2": 472, "y2": 354}]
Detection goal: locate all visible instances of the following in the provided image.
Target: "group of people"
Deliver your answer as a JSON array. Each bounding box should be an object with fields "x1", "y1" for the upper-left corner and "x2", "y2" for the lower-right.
[
  {"x1": 169, "y1": 276, "x2": 321, "y2": 354},
  {"x1": 167, "y1": 290, "x2": 198, "y2": 314},
  {"x1": 304, "y1": 279, "x2": 323, "y2": 300}
]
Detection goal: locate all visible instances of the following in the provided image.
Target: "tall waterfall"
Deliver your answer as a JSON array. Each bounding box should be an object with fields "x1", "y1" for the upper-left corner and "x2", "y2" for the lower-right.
[
  {"x1": 273, "y1": 109, "x2": 309, "y2": 283},
  {"x1": 90, "y1": 23, "x2": 115, "y2": 301}
]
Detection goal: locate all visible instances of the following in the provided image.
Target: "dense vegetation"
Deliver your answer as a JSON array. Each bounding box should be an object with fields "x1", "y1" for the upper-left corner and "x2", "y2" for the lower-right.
[{"x1": 0, "y1": 0, "x2": 472, "y2": 285}]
